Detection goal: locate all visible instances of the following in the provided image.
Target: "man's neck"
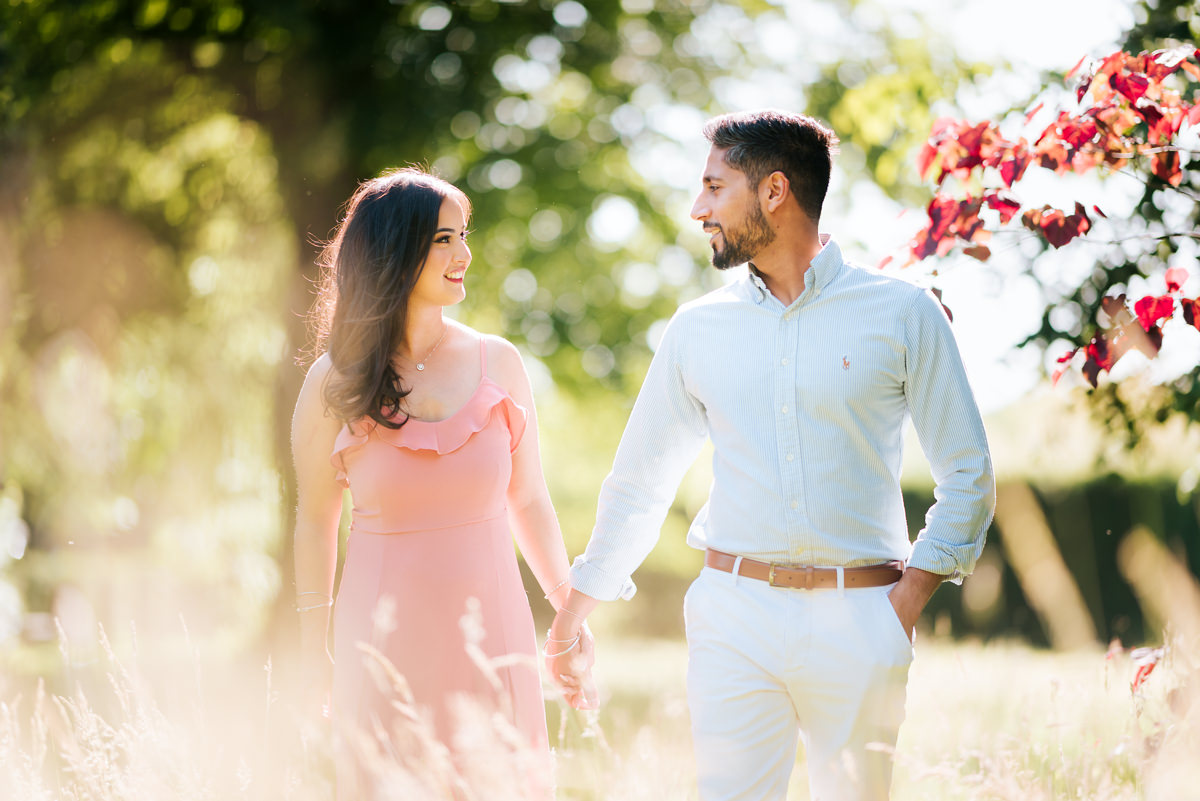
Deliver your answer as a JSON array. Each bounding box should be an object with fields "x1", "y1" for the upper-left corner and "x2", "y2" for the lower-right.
[{"x1": 750, "y1": 234, "x2": 825, "y2": 307}]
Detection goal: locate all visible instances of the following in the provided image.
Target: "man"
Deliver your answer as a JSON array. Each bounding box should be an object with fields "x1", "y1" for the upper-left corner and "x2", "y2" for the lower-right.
[{"x1": 547, "y1": 110, "x2": 995, "y2": 800}]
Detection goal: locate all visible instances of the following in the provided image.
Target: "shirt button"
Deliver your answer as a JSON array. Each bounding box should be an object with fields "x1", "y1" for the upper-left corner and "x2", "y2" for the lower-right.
[
  {"x1": 780, "y1": 358, "x2": 789, "y2": 366},
  {"x1": 781, "y1": 405, "x2": 789, "y2": 414},
  {"x1": 790, "y1": 500, "x2": 799, "y2": 510},
  {"x1": 786, "y1": 453, "x2": 794, "y2": 462}
]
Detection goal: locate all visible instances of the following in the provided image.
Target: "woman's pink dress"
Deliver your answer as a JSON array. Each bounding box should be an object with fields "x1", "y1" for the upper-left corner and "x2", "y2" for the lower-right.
[{"x1": 329, "y1": 338, "x2": 547, "y2": 786}]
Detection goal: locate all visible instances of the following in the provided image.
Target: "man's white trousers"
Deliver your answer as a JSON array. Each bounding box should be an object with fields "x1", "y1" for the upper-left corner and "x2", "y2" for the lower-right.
[{"x1": 684, "y1": 565, "x2": 914, "y2": 801}]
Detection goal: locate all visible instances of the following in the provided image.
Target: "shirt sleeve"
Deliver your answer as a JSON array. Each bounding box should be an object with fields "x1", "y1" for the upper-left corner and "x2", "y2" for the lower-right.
[
  {"x1": 569, "y1": 314, "x2": 709, "y2": 601},
  {"x1": 902, "y1": 290, "x2": 997, "y2": 584}
]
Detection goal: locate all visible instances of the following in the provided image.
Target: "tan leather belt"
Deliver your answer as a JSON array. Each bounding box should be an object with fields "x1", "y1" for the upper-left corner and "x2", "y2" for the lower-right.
[{"x1": 704, "y1": 549, "x2": 904, "y2": 590}]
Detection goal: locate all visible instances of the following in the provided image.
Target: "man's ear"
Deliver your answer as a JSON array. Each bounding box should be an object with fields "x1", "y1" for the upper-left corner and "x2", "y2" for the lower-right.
[{"x1": 762, "y1": 171, "x2": 789, "y2": 213}]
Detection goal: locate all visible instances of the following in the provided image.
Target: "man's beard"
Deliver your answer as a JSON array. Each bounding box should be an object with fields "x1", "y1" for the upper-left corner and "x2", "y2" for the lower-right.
[{"x1": 710, "y1": 199, "x2": 775, "y2": 270}]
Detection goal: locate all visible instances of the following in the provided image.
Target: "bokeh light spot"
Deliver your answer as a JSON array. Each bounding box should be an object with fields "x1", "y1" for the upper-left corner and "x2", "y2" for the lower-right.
[{"x1": 418, "y1": 4, "x2": 453, "y2": 31}]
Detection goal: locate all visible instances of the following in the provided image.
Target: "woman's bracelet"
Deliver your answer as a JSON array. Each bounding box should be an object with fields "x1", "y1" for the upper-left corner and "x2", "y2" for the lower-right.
[
  {"x1": 542, "y1": 632, "x2": 581, "y2": 658},
  {"x1": 296, "y1": 600, "x2": 333, "y2": 613},
  {"x1": 558, "y1": 606, "x2": 585, "y2": 621},
  {"x1": 543, "y1": 578, "x2": 569, "y2": 599}
]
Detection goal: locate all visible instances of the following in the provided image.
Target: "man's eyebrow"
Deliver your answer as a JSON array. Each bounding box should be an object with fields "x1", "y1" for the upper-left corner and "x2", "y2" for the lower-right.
[{"x1": 702, "y1": 175, "x2": 720, "y2": 184}]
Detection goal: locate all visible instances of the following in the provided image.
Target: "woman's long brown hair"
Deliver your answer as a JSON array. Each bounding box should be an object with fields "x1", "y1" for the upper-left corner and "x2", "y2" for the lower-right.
[{"x1": 309, "y1": 168, "x2": 470, "y2": 428}]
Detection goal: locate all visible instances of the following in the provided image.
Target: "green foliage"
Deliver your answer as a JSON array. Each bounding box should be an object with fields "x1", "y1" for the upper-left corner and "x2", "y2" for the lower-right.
[
  {"x1": 0, "y1": 36, "x2": 291, "y2": 639},
  {"x1": 808, "y1": 36, "x2": 992, "y2": 206}
]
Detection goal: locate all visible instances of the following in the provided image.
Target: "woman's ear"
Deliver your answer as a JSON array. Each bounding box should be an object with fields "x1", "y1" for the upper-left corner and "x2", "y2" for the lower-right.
[{"x1": 762, "y1": 170, "x2": 790, "y2": 213}]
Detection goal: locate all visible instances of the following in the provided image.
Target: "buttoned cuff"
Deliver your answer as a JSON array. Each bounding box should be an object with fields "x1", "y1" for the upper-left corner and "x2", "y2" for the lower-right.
[
  {"x1": 569, "y1": 556, "x2": 637, "y2": 601},
  {"x1": 907, "y1": 540, "x2": 970, "y2": 586}
]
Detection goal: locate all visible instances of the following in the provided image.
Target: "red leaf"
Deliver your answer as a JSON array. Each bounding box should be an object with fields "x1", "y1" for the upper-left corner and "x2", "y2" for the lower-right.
[
  {"x1": 958, "y1": 121, "x2": 990, "y2": 160},
  {"x1": 1087, "y1": 334, "x2": 1116, "y2": 371},
  {"x1": 1076, "y1": 76, "x2": 1092, "y2": 103},
  {"x1": 985, "y1": 192, "x2": 1022, "y2": 224},
  {"x1": 1189, "y1": 104, "x2": 1200, "y2": 127},
  {"x1": 1181, "y1": 298, "x2": 1200, "y2": 330},
  {"x1": 1151, "y1": 150, "x2": 1183, "y2": 186},
  {"x1": 1165, "y1": 266, "x2": 1188, "y2": 293},
  {"x1": 999, "y1": 148, "x2": 1031, "y2": 187},
  {"x1": 1110, "y1": 71, "x2": 1149, "y2": 102},
  {"x1": 1027, "y1": 203, "x2": 1091, "y2": 248},
  {"x1": 1134, "y1": 295, "x2": 1174, "y2": 330},
  {"x1": 1059, "y1": 117, "x2": 1099, "y2": 150},
  {"x1": 953, "y1": 197, "x2": 985, "y2": 242},
  {"x1": 1024, "y1": 102, "x2": 1045, "y2": 123},
  {"x1": 1132, "y1": 661, "x2": 1156, "y2": 692},
  {"x1": 963, "y1": 244, "x2": 992, "y2": 262},
  {"x1": 1082, "y1": 331, "x2": 1118, "y2": 386},
  {"x1": 1052, "y1": 348, "x2": 1077, "y2": 386},
  {"x1": 909, "y1": 229, "x2": 935, "y2": 261},
  {"x1": 1136, "y1": 99, "x2": 1164, "y2": 131},
  {"x1": 1092, "y1": 204, "x2": 1107, "y2": 219},
  {"x1": 1130, "y1": 646, "x2": 1164, "y2": 693},
  {"x1": 931, "y1": 287, "x2": 953, "y2": 321},
  {"x1": 916, "y1": 142, "x2": 938, "y2": 182},
  {"x1": 926, "y1": 195, "x2": 961, "y2": 240},
  {"x1": 1148, "y1": 105, "x2": 1184, "y2": 143},
  {"x1": 1035, "y1": 135, "x2": 1069, "y2": 172}
]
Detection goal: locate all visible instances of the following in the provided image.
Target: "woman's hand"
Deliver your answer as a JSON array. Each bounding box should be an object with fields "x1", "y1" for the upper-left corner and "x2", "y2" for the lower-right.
[
  {"x1": 299, "y1": 648, "x2": 335, "y2": 721},
  {"x1": 545, "y1": 616, "x2": 599, "y2": 710}
]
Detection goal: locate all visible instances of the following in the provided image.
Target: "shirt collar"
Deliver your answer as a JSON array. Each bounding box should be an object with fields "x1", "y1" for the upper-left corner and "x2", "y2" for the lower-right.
[{"x1": 745, "y1": 233, "x2": 844, "y2": 306}]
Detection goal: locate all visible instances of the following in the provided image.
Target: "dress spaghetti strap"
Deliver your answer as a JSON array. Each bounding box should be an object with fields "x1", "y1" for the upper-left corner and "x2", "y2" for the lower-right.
[{"x1": 479, "y1": 335, "x2": 488, "y2": 377}]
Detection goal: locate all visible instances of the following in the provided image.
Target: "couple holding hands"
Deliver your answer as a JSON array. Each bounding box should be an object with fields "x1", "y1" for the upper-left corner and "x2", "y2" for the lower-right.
[{"x1": 292, "y1": 109, "x2": 995, "y2": 801}]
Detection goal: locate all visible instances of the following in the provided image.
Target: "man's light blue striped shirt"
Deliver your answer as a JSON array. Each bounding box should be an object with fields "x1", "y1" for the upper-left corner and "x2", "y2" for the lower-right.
[{"x1": 571, "y1": 238, "x2": 997, "y2": 601}]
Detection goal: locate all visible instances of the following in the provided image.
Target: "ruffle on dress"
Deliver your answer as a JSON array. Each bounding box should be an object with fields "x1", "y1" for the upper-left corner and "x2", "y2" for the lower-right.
[{"x1": 330, "y1": 378, "x2": 528, "y2": 488}]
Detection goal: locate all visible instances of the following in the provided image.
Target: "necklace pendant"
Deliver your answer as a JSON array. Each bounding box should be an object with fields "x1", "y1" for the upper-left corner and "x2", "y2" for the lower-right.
[{"x1": 415, "y1": 363, "x2": 425, "y2": 371}]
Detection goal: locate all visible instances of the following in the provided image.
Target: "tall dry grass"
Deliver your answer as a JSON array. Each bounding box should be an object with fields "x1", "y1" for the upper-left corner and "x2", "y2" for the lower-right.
[{"x1": 2, "y1": 531, "x2": 1197, "y2": 801}]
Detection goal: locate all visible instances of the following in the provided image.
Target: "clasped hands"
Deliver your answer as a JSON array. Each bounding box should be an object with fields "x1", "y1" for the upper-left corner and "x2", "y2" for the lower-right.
[{"x1": 544, "y1": 609, "x2": 599, "y2": 710}]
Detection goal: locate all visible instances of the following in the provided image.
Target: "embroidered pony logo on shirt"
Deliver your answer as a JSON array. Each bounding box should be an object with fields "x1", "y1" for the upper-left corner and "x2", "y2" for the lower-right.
[{"x1": 842, "y1": 356, "x2": 851, "y2": 371}]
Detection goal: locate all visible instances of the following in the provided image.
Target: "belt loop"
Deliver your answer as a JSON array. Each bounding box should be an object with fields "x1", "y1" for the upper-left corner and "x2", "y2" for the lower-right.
[
  {"x1": 731, "y1": 555, "x2": 743, "y2": 588},
  {"x1": 835, "y1": 566, "x2": 845, "y2": 598}
]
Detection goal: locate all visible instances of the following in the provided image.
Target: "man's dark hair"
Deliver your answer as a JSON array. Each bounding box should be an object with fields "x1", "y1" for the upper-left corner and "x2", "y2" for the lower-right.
[{"x1": 702, "y1": 110, "x2": 839, "y2": 223}]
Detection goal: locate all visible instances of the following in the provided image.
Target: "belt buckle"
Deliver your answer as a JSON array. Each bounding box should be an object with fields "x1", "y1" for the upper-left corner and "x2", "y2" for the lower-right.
[{"x1": 767, "y1": 563, "x2": 783, "y2": 587}]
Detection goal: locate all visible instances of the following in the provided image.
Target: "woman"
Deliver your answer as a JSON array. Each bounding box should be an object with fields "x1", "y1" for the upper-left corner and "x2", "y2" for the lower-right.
[{"x1": 290, "y1": 168, "x2": 593, "y2": 798}]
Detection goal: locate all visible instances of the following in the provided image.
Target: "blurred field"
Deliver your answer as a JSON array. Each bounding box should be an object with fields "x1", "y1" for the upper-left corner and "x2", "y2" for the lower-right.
[
  {"x1": 569, "y1": 636, "x2": 1193, "y2": 801},
  {"x1": 2, "y1": 630, "x2": 1196, "y2": 801}
]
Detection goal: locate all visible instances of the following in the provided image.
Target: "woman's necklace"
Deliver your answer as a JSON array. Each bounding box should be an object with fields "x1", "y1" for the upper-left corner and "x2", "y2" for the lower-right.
[{"x1": 414, "y1": 325, "x2": 448, "y2": 372}]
